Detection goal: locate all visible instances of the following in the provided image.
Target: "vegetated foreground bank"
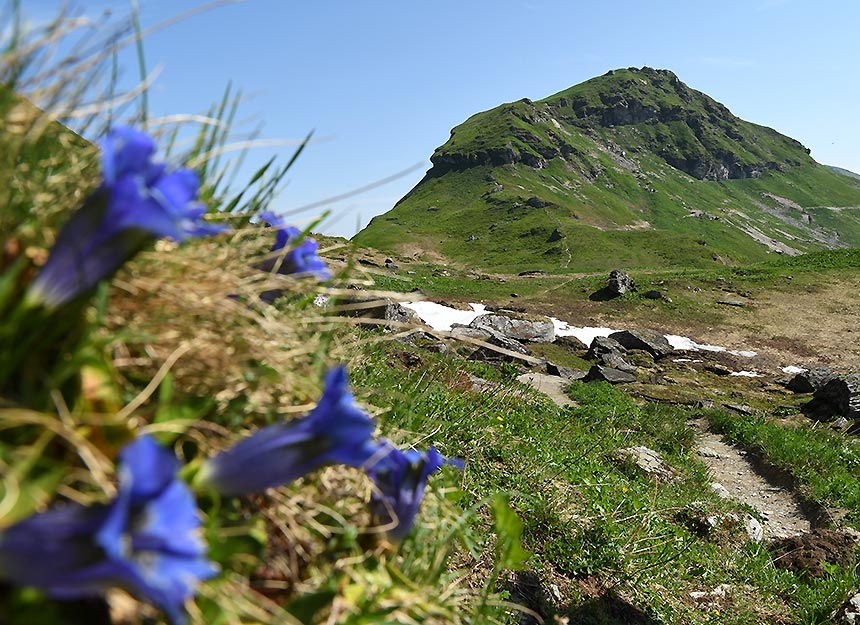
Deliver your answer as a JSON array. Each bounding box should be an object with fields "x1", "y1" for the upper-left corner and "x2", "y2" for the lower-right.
[
  {"x1": 354, "y1": 67, "x2": 860, "y2": 274},
  {"x1": 339, "y1": 241, "x2": 860, "y2": 624}
]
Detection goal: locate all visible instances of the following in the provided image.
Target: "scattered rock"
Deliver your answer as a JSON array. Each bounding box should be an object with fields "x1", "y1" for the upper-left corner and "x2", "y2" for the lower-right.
[
  {"x1": 787, "y1": 367, "x2": 835, "y2": 393},
  {"x1": 814, "y1": 374, "x2": 860, "y2": 420},
  {"x1": 723, "y1": 403, "x2": 758, "y2": 416},
  {"x1": 689, "y1": 584, "x2": 732, "y2": 609},
  {"x1": 709, "y1": 482, "x2": 730, "y2": 499},
  {"x1": 835, "y1": 590, "x2": 860, "y2": 624},
  {"x1": 601, "y1": 352, "x2": 638, "y2": 374},
  {"x1": 609, "y1": 329, "x2": 674, "y2": 359},
  {"x1": 832, "y1": 416, "x2": 853, "y2": 432},
  {"x1": 744, "y1": 515, "x2": 764, "y2": 542},
  {"x1": 697, "y1": 446, "x2": 723, "y2": 459},
  {"x1": 607, "y1": 269, "x2": 635, "y2": 296},
  {"x1": 614, "y1": 446, "x2": 674, "y2": 481},
  {"x1": 717, "y1": 299, "x2": 746, "y2": 307},
  {"x1": 525, "y1": 196, "x2": 547, "y2": 208},
  {"x1": 642, "y1": 289, "x2": 663, "y2": 300},
  {"x1": 554, "y1": 335, "x2": 588, "y2": 351},
  {"x1": 585, "y1": 365, "x2": 637, "y2": 384},
  {"x1": 769, "y1": 529, "x2": 859, "y2": 578},
  {"x1": 546, "y1": 228, "x2": 563, "y2": 243},
  {"x1": 705, "y1": 363, "x2": 733, "y2": 376},
  {"x1": 587, "y1": 335, "x2": 627, "y2": 358},
  {"x1": 468, "y1": 313, "x2": 555, "y2": 343},
  {"x1": 338, "y1": 297, "x2": 418, "y2": 326},
  {"x1": 545, "y1": 362, "x2": 587, "y2": 380},
  {"x1": 449, "y1": 325, "x2": 533, "y2": 363},
  {"x1": 517, "y1": 270, "x2": 548, "y2": 277},
  {"x1": 467, "y1": 374, "x2": 502, "y2": 393}
]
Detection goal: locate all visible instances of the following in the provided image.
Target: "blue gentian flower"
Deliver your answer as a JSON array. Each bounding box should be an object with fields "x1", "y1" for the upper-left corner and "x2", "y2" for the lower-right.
[
  {"x1": 0, "y1": 435, "x2": 217, "y2": 624},
  {"x1": 27, "y1": 126, "x2": 227, "y2": 309},
  {"x1": 260, "y1": 210, "x2": 332, "y2": 281},
  {"x1": 199, "y1": 366, "x2": 376, "y2": 496},
  {"x1": 367, "y1": 442, "x2": 463, "y2": 541}
]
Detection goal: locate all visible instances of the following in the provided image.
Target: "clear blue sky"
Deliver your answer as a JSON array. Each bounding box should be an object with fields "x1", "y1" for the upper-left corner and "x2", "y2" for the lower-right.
[{"x1": 22, "y1": 0, "x2": 860, "y2": 237}]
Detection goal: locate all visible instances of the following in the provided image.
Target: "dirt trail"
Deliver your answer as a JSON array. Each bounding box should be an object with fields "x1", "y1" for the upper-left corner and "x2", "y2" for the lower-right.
[
  {"x1": 522, "y1": 376, "x2": 813, "y2": 539},
  {"x1": 517, "y1": 372, "x2": 578, "y2": 407},
  {"x1": 692, "y1": 421, "x2": 811, "y2": 539}
]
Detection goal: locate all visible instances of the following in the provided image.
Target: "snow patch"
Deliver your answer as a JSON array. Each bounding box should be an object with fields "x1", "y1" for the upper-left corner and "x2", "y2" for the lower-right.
[
  {"x1": 731, "y1": 371, "x2": 762, "y2": 377},
  {"x1": 782, "y1": 365, "x2": 807, "y2": 375},
  {"x1": 402, "y1": 302, "x2": 760, "y2": 358},
  {"x1": 401, "y1": 301, "x2": 486, "y2": 331}
]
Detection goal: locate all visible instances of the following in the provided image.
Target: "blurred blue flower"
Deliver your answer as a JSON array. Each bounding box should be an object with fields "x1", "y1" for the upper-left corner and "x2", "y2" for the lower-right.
[
  {"x1": 28, "y1": 126, "x2": 227, "y2": 309},
  {"x1": 200, "y1": 366, "x2": 375, "y2": 496},
  {"x1": 0, "y1": 435, "x2": 216, "y2": 624},
  {"x1": 260, "y1": 210, "x2": 332, "y2": 282},
  {"x1": 367, "y1": 442, "x2": 463, "y2": 541}
]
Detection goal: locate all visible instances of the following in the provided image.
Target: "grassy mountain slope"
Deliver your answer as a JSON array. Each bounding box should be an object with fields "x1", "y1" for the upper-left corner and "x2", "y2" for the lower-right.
[{"x1": 354, "y1": 67, "x2": 860, "y2": 273}]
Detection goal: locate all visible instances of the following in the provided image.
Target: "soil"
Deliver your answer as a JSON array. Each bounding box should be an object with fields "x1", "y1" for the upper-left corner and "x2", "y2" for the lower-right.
[{"x1": 768, "y1": 528, "x2": 858, "y2": 577}]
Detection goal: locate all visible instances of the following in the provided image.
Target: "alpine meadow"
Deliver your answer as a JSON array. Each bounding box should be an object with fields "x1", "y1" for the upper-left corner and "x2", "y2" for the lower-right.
[{"x1": 4, "y1": 4, "x2": 860, "y2": 625}]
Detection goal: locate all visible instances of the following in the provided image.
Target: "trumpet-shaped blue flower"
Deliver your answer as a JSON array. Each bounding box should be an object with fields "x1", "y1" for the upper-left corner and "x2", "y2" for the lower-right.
[
  {"x1": 28, "y1": 126, "x2": 227, "y2": 309},
  {"x1": 367, "y1": 442, "x2": 463, "y2": 540},
  {"x1": 260, "y1": 210, "x2": 331, "y2": 281},
  {"x1": 199, "y1": 366, "x2": 375, "y2": 496},
  {"x1": 0, "y1": 435, "x2": 217, "y2": 624}
]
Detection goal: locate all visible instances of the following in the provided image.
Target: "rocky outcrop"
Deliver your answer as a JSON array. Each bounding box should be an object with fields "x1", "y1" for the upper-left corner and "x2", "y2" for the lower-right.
[
  {"x1": 449, "y1": 325, "x2": 533, "y2": 362},
  {"x1": 787, "y1": 368, "x2": 835, "y2": 394},
  {"x1": 609, "y1": 329, "x2": 674, "y2": 359},
  {"x1": 813, "y1": 374, "x2": 860, "y2": 420},
  {"x1": 585, "y1": 365, "x2": 636, "y2": 384},
  {"x1": 613, "y1": 446, "x2": 675, "y2": 481},
  {"x1": 587, "y1": 335, "x2": 626, "y2": 358},
  {"x1": 607, "y1": 270, "x2": 635, "y2": 296},
  {"x1": 468, "y1": 313, "x2": 555, "y2": 343}
]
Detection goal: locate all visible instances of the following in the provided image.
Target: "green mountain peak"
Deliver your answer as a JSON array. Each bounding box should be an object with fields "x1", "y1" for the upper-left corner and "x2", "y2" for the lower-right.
[{"x1": 355, "y1": 68, "x2": 860, "y2": 273}]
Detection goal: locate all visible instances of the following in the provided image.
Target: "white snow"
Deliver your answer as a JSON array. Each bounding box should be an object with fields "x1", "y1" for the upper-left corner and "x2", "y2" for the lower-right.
[
  {"x1": 402, "y1": 301, "x2": 760, "y2": 358},
  {"x1": 665, "y1": 334, "x2": 757, "y2": 358},
  {"x1": 730, "y1": 371, "x2": 762, "y2": 377},
  {"x1": 401, "y1": 301, "x2": 487, "y2": 331},
  {"x1": 782, "y1": 365, "x2": 807, "y2": 375},
  {"x1": 551, "y1": 318, "x2": 616, "y2": 345}
]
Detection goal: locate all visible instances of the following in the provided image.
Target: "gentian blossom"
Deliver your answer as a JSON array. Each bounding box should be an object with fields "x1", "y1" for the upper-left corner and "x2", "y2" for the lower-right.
[
  {"x1": 367, "y1": 441, "x2": 463, "y2": 540},
  {"x1": 198, "y1": 366, "x2": 376, "y2": 496},
  {"x1": 260, "y1": 210, "x2": 332, "y2": 281},
  {"x1": 27, "y1": 126, "x2": 227, "y2": 309},
  {"x1": 0, "y1": 435, "x2": 217, "y2": 624}
]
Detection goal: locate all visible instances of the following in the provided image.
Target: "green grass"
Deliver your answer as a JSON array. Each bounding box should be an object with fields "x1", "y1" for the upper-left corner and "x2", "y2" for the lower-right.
[{"x1": 351, "y1": 338, "x2": 860, "y2": 624}]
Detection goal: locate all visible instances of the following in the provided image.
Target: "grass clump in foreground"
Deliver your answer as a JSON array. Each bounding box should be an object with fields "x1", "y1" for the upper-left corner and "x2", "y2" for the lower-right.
[{"x1": 0, "y1": 8, "x2": 503, "y2": 625}]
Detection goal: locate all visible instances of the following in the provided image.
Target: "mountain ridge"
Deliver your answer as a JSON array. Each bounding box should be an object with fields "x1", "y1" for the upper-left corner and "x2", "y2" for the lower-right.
[{"x1": 355, "y1": 67, "x2": 860, "y2": 272}]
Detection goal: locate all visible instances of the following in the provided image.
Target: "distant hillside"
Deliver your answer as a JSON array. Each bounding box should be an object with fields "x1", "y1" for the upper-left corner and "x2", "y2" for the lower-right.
[
  {"x1": 828, "y1": 165, "x2": 860, "y2": 180},
  {"x1": 354, "y1": 67, "x2": 860, "y2": 273}
]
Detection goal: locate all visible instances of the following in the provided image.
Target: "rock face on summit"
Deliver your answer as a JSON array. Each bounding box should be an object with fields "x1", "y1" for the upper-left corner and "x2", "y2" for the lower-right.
[{"x1": 354, "y1": 67, "x2": 860, "y2": 273}]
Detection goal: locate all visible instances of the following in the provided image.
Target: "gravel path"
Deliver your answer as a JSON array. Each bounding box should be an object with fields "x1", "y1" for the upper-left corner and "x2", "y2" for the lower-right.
[
  {"x1": 517, "y1": 372, "x2": 578, "y2": 407},
  {"x1": 693, "y1": 422, "x2": 811, "y2": 539}
]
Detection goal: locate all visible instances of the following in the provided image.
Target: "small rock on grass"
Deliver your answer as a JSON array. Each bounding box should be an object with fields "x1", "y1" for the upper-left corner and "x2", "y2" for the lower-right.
[{"x1": 585, "y1": 365, "x2": 636, "y2": 384}]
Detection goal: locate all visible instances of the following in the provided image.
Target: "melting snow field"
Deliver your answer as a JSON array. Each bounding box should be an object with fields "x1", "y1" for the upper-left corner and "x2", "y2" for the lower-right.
[
  {"x1": 398, "y1": 301, "x2": 815, "y2": 379},
  {"x1": 402, "y1": 301, "x2": 762, "y2": 359}
]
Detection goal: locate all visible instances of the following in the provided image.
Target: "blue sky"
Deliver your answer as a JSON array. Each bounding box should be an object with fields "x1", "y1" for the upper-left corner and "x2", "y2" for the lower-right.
[{"x1": 20, "y1": 0, "x2": 860, "y2": 237}]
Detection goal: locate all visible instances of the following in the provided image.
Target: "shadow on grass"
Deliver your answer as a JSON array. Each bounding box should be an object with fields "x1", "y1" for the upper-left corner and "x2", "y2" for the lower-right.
[
  {"x1": 507, "y1": 571, "x2": 664, "y2": 625},
  {"x1": 588, "y1": 287, "x2": 620, "y2": 302}
]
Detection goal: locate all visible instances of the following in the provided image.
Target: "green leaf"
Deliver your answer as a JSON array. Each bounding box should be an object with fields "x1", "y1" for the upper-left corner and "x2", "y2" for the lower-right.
[{"x1": 492, "y1": 493, "x2": 530, "y2": 570}]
